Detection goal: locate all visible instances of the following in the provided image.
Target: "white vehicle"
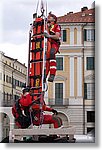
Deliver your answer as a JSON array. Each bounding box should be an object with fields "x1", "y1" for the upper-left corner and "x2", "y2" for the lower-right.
[{"x1": 75, "y1": 129, "x2": 95, "y2": 143}]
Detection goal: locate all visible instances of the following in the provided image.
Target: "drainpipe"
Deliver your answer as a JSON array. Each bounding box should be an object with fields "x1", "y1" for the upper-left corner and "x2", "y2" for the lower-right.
[
  {"x1": 82, "y1": 23, "x2": 87, "y2": 135},
  {"x1": 82, "y1": 47, "x2": 85, "y2": 135},
  {"x1": 3, "y1": 63, "x2": 6, "y2": 106},
  {"x1": 12, "y1": 59, "x2": 17, "y2": 100}
]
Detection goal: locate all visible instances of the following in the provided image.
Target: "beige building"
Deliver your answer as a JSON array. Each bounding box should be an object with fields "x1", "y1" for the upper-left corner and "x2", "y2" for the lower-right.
[
  {"x1": 0, "y1": 51, "x2": 27, "y2": 105},
  {"x1": 47, "y1": 7, "x2": 95, "y2": 135},
  {"x1": 0, "y1": 51, "x2": 27, "y2": 140},
  {"x1": 0, "y1": 6, "x2": 95, "y2": 141}
]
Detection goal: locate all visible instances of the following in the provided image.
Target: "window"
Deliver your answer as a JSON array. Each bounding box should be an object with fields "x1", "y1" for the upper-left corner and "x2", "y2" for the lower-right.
[
  {"x1": 20, "y1": 82, "x2": 25, "y2": 88},
  {"x1": 84, "y1": 83, "x2": 95, "y2": 99},
  {"x1": 4, "y1": 74, "x2": 5, "y2": 82},
  {"x1": 13, "y1": 78, "x2": 16, "y2": 88},
  {"x1": 62, "y1": 30, "x2": 67, "y2": 42},
  {"x1": 55, "y1": 83, "x2": 63, "y2": 105},
  {"x1": 87, "y1": 111, "x2": 95, "y2": 122},
  {"x1": 16, "y1": 80, "x2": 19, "y2": 86},
  {"x1": 6, "y1": 75, "x2": 8, "y2": 83},
  {"x1": 56, "y1": 57, "x2": 63, "y2": 70},
  {"x1": 9, "y1": 77, "x2": 11, "y2": 83},
  {"x1": 84, "y1": 29, "x2": 95, "y2": 41},
  {"x1": 8, "y1": 93, "x2": 11, "y2": 101},
  {"x1": 3, "y1": 92, "x2": 5, "y2": 101},
  {"x1": 87, "y1": 127, "x2": 95, "y2": 134},
  {"x1": 7, "y1": 93, "x2": 8, "y2": 101},
  {"x1": 5, "y1": 93, "x2": 7, "y2": 101},
  {"x1": 86, "y1": 57, "x2": 94, "y2": 70},
  {"x1": 20, "y1": 81, "x2": 22, "y2": 87}
]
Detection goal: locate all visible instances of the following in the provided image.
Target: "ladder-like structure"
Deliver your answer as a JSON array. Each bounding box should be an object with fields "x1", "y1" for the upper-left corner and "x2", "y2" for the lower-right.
[
  {"x1": 27, "y1": 1, "x2": 48, "y2": 127},
  {"x1": 9, "y1": 0, "x2": 76, "y2": 143}
]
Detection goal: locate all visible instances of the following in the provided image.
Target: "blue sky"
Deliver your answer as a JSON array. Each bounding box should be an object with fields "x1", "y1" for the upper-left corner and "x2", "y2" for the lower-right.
[{"x1": 0, "y1": 0, "x2": 94, "y2": 65}]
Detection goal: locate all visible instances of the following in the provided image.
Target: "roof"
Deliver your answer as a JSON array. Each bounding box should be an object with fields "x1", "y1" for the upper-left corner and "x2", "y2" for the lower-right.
[
  {"x1": 57, "y1": 7, "x2": 95, "y2": 23},
  {"x1": 4, "y1": 55, "x2": 27, "y2": 68}
]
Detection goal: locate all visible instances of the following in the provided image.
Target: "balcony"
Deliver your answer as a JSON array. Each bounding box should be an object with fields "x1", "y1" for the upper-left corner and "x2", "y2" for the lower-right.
[{"x1": 48, "y1": 98, "x2": 69, "y2": 106}]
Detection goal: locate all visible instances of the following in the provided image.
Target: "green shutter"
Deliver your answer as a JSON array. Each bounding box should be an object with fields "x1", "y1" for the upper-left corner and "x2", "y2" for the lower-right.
[
  {"x1": 63, "y1": 30, "x2": 67, "y2": 42},
  {"x1": 55, "y1": 83, "x2": 63, "y2": 105},
  {"x1": 84, "y1": 29, "x2": 87, "y2": 41},
  {"x1": 87, "y1": 57, "x2": 94, "y2": 70},
  {"x1": 84, "y1": 83, "x2": 87, "y2": 99},
  {"x1": 56, "y1": 57, "x2": 63, "y2": 70},
  {"x1": 94, "y1": 29, "x2": 95, "y2": 41}
]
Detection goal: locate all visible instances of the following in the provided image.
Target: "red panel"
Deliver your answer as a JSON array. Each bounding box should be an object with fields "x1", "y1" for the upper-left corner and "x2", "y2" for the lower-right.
[{"x1": 28, "y1": 17, "x2": 45, "y2": 98}]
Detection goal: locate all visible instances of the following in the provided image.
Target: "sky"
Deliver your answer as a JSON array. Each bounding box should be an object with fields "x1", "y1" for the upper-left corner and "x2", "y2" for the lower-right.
[{"x1": 0, "y1": 0, "x2": 94, "y2": 66}]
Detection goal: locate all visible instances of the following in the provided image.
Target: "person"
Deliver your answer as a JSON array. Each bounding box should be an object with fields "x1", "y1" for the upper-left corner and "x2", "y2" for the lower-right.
[
  {"x1": 12, "y1": 87, "x2": 63, "y2": 129},
  {"x1": 12, "y1": 87, "x2": 32, "y2": 128},
  {"x1": 44, "y1": 12, "x2": 61, "y2": 82}
]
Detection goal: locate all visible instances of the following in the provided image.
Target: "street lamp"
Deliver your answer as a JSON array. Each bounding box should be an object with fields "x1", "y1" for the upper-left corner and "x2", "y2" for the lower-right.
[{"x1": 12, "y1": 59, "x2": 17, "y2": 100}]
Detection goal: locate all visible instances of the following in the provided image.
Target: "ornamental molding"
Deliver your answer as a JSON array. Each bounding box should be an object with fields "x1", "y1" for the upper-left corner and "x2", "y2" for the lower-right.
[
  {"x1": 54, "y1": 75, "x2": 67, "y2": 81},
  {"x1": 85, "y1": 74, "x2": 95, "y2": 81}
]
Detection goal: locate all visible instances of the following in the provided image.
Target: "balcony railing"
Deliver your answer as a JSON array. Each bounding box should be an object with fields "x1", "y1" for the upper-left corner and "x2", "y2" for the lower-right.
[{"x1": 48, "y1": 98, "x2": 69, "y2": 106}]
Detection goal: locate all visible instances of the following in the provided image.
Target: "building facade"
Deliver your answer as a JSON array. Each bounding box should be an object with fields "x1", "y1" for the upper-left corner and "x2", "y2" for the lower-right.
[
  {"x1": 0, "y1": 51, "x2": 27, "y2": 140},
  {"x1": 47, "y1": 7, "x2": 95, "y2": 134},
  {"x1": 0, "y1": 7, "x2": 95, "y2": 141}
]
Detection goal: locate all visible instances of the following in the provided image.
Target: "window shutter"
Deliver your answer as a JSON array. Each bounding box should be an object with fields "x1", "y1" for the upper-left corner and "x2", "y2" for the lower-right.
[
  {"x1": 55, "y1": 83, "x2": 63, "y2": 105},
  {"x1": 87, "y1": 57, "x2": 94, "y2": 70},
  {"x1": 56, "y1": 57, "x2": 63, "y2": 70},
  {"x1": 84, "y1": 29, "x2": 87, "y2": 41},
  {"x1": 94, "y1": 29, "x2": 95, "y2": 41},
  {"x1": 63, "y1": 30, "x2": 67, "y2": 42},
  {"x1": 84, "y1": 83, "x2": 87, "y2": 99}
]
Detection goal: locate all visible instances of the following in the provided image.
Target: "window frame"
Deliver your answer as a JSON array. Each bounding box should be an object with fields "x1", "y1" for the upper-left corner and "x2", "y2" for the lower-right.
[
  {"x1": 84, "y1": 83, "x2": 95, "y2": 100},
  {"x1": 56, "y1": 56, "x2": 64, "y2": 71},
  {"x1": 62, "y1": 29, "x2": 67, "y2": 42},
  {"x1": 53, "y1": 81, "x2": 65, "y2": 105},
  {"x1": 84, "y1": 29, "x2": 95, "y2": 41},
  {"x1": 86, "y1": 57, "x2": 95, "y2": 70},
  {"x1": 87, "y1": 111, "x2": 95, "y2": 123},
  {"x1": 55, "y1": 83, "x2": 63, "y2": 105}
]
